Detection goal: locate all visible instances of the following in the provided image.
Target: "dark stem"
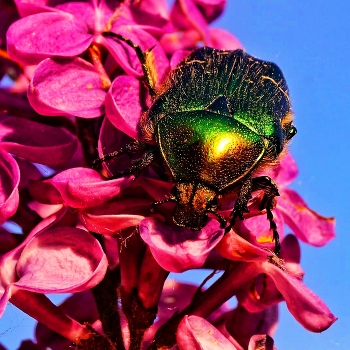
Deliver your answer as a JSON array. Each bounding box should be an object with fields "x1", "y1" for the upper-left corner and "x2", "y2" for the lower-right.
[
  {"x1": 120, "y1": 287, "x2": 158, "y2": 350},
  {"x1": 76, "y1": 117, "x2": 101, "y2": 167},
  {"x1": 91, "y1": 267, "x2": 124, "y2": 350},
  {"x1": 91, "y1": 233, "x2": 124, "y2": 349}
]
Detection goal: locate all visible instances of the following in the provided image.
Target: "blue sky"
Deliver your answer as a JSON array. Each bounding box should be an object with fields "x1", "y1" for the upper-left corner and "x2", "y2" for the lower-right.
[{"x1": 1, "y1": 1, "x2": 349, "y2": 349}]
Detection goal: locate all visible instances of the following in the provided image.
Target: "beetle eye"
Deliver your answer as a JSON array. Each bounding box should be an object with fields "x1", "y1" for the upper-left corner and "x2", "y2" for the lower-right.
[{"x1": 286, "y1": 125, "x2": 297, "y2": 140}]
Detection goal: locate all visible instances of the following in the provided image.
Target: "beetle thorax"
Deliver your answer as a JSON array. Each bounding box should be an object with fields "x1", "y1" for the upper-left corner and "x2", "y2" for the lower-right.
[{"x1": 173, "y1": 182, "x2": 216, "y2": 230}]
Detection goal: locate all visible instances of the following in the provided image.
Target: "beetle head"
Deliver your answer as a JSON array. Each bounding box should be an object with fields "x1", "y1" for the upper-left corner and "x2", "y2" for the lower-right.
[{"x1": 172, "y1": 182, "x2": 217, "y2": 231}]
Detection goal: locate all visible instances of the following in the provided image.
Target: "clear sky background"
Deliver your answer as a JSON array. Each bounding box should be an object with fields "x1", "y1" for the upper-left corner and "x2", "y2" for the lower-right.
[{"x1": 1, "y1": 1, "x2": 349, "y2": 349}]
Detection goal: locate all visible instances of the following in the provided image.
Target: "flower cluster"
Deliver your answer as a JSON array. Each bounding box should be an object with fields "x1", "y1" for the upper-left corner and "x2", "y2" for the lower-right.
[{"x1": 0, "y1": 0, "x2": 336, "y2": 349}]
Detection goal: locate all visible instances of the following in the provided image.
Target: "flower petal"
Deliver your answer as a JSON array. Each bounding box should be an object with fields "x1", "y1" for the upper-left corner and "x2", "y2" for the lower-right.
[
  {"x1": 263, "y1": 262, "x2": 337, "y2": 332},
  {"x1": 170, "y1": 0, "x2": 212, "y2": 46},
  {"x1": 209, "y1": 28, "x2": 243, "y2": 50},
  {"x1": 224, "y1": 304, "x2": 278, "y2": 349},
  {"x1": 48, "y1": 167, "x2": 133, "y2": 208},
  {"x1": 278, "y1": 188, "x2": 335, "y2": 246},
  {"x1": 7, "y1": 12, "x2": 93, "y2": 65},
  {"x1": 0, "y1": 150, "x2": 19, "y2": 224},
  {"x1": 79, "y1": 198, "x2": 150, "y2": 235},
  {"x1": 105, "y1": 75, "x2": 143, "y2": 139},
  {"x1": 14, "y1": 227, "x2": 108, "y2": 293},
  {"x1": 102, "y1": 26, "x2": 169, "y2": 85},
  {"x1": 0, "y1": 117, "x2": 78, "y2": 166},
  {"x1": 262, "y1": 153, "x2": 298, "y2": 186},
  {"x1": 216, "y1": 230, "x2": 268, "y2": 263},
  {"x1": 28, "y1": 57, "x2": 107, "y2": 118},
  {"x1": 177, "y1": 315, "x2": 237, "y2": 350},
  {"x1": 140, "y1": 218, "x2": 224, "y2": 272}
]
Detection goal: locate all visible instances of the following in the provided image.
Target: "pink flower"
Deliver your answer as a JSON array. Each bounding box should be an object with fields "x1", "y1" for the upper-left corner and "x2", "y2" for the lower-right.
[
  {"x1": 216, "y1": 232, "x2": 337, "y2": 333},
  {"x1": 0, "y1": 0, "x2": 336, "y2": 348},
  {"x1": 233, "y1": 153, "x2": 335, "y2": 248}
]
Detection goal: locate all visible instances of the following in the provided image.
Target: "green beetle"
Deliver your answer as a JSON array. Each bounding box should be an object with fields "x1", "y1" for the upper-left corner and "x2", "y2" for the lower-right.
[{"x1": 99, "y1": 33, "x2": 297, "y2": 254}]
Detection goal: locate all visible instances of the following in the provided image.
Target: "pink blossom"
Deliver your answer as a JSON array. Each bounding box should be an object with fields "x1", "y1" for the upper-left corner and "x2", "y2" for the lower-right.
[
  {"x1": 216, "y1": 232, "x2": 337, "y2": 333},
  {"x1": 0, "y1": 0, "x2": 337, "y2": 348},
  {"x1": 177, "y1": 315, "x2": 238, "y2": 350}
]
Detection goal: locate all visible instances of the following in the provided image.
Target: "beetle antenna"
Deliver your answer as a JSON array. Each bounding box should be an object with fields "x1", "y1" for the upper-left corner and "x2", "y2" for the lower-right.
[{"x1": 102, "y1": 32, "x2": 157, "y2": 98}]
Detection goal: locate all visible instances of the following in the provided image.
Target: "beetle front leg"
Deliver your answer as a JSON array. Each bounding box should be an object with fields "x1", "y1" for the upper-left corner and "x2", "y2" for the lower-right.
[
  {"x1": 110, "y1": 147, "x2": 159, "y2": 178},
  {"x1": 225, "y1": 176, "x2": 253, "y2": 233},
  {"x1": 252, "y1": 176, "x2": 281, "y2": 255},
  {"x1": 92, "y1": 140, "x2": 146, "y2": 169}
]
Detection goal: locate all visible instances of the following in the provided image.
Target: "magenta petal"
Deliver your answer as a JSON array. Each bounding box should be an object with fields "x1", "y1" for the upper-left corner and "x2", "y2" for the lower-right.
[
  {"x1": 171, "y1": 0, "x2": 212, "y2": 46},
  {"x1": 79, "y1": 198, "x2": 150, "y2": 235},
  {"x1": 177, "y1": 315, "x2": 237, "y2": 350},
  {"x1": 105, "y1": 75, "x2": 143, "y2": 139},
  {"x1": 97, "y1": 117, "x2": 135, "y2": 176},
  {"x1": 49, "y1": 168, "x2": 133, "y2": 208},
  {"x1": 263, "y1": 153, "x2": 298, "y2": 186},
  {"x1": 7, "y1": 12, "x2": 93, "y2": 65},
  {"x1": 169, "y1": 50, "x2": 191, "y2": 68},
  {"x1": 102, "y1": 27, "x2": 169, "y2": 84},
  {"x1": 140, "y1": 218, "x2": 224, "y2": 272},
  {"x1": 0, "y1": 150, "x2": 19, "y2": 224},
  {"x1": 137, "y1": 176, "x2": 173, "y2": 201},
  {"x1": 278, "y1": 188, "x2": 336, "y2": 246},
  {"x1": 193, "y1": 0, "x2": 226, "y2": 23},
  {"x1": 29, "y1": 179, "x2": 64, "y2": 205},
  {"x1": 236, "y1": 271, "x2": 283, "y2": 313},
  {"x1": 158, "y1": 280, "x2": 198, "y2": 321},
  {"x1": 240, "y1": 209, "x2": 285, "y2": 247},
  {"x1": 216, "y1": 231, "x2": 268, "y2": 263},
  {"x1": 14, "y1": 227, "x2": 108, "y2": 293},
  {"x1": 56, "y1": 1, "x2": 102, "y2": 30},
  {"x1": 275, "y1": 153, "x2": 298, "y2": 186},
  {"x1": 0, "y1": 117, "x2": 78, "y2": 166},
  {"x1": 0, "y1": 230, "x2": 21, "y2": 254},
  {"x1": 14, "y1": 0, "x2": 61, "y2": 17},
  {"x1": 210, "y1": 28, "x2": 243, "y2": 50},
  {"x1": 0, "y1": 287, "x2": 11, "y2": 317},
  {"x1": 28, "y1": 57, "x2": 107, "y2": 118},
  {"x1": 225, "y1": 304, "x2": 278, "y2": 349},
  {"x1": 263, "y1": 262, "x2": 337, "y2": 332}
]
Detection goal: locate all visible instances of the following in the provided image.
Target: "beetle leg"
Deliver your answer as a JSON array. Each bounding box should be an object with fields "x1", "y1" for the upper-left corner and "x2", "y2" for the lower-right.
[
  {"x1": 92, "y1": 141, "x2": 146, "y2": 168},
  {"x1": 102, "y1": 32, "x2": 157, "y2": 98},
  {"x1": 110, "y1": 147, "x2": 158, "y2": 178},
  {"x1": 225, "y1": 177, "x2": 253, "y2": 233},
  {"x1": 251, "y1": 176, "x2": 280, "y2": 255}
]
